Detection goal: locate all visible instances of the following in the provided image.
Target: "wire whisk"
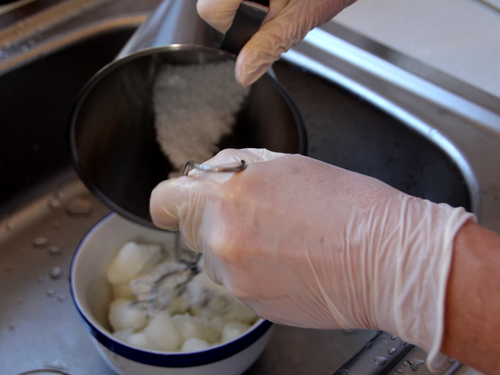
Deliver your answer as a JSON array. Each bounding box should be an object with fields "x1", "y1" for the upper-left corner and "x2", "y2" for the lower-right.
[{"x1": 131, "y1": 159, "x2": 247, "y2": 311}]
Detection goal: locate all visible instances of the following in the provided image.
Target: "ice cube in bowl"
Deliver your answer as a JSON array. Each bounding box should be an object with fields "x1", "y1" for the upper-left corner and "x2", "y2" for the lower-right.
[{"x1": 70, "y1": 213, "x2": 273, "y2": 375}]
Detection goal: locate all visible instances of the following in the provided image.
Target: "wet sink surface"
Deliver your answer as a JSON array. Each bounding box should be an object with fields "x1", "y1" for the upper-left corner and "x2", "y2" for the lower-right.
[{"x1": 2, "y1": 1, "x2": 499, "y2": 374}]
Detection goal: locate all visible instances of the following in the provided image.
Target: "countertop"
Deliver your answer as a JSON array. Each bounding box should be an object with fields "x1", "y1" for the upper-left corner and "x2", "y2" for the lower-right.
[{"x1": 333, "y1": 0, "x2": 500, "y2": 99}]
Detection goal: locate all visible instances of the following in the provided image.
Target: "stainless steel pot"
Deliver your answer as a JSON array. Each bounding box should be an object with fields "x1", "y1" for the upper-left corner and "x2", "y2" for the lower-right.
[{"x1": 69, "y1": 0, "x2": 307, "y2": 228}]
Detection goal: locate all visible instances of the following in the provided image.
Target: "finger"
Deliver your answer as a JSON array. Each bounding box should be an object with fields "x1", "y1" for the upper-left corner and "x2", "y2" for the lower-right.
[
  {"x1": 200, "y1": 148, "x2": 286, "y2": 167},
  {"x1": 235, "y1": 16, "x2": 300, "y2": 87},
  {"x1": 149, "y1": 176, "x2": 201, "y2": 231},
  {"x1": 197, "y1": 0, "x2": 289, "y2": 33},
  {"x1": 235, "y1": 1, "x2": 344, "y2": 87},
  {"x1": 197, "y1": 0, "x2": 243, "y2": 33}
]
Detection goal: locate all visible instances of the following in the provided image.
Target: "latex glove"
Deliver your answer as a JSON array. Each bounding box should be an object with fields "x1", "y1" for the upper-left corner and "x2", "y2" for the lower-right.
[
  {"x1": 197, "y1": 0, "x2": 356, "y2": 87},
  {"x1": 150, "y1": 148, "x2": 475, "y2": 371}
]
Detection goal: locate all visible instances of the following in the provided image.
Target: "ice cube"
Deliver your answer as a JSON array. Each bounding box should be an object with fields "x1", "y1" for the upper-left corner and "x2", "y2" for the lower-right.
[
  {"x1": 222, "y1": 297, "x2": 258, "y2": 325},
  {"x1": 221, "y1": 321, "x2": 251, "y2": 343},
  {"x1": 108, "y1": 298, "x2": 148, "y2": 331},
  {"x1": 127, "y1": 332, "x2": 158, "y2": 351},
  {"x1": 168, "y1": 295, "x2": 190, "y2": 315},
  {"x1": 112, "y1": 328, "x2": 134, "y2": 343},
  {"x1": 171, "y1": 313, "x2": 220, "y2": 343},
  {"x1": 112, "y1": 282, "x2": 134, "y2": 299},
  {"x1": 180, "y1": 337, "x2": 211, "y2": 352},
  {"x1": 143, "y1": 311, "x2": 182, "y2": 351},
  {"x1": 106, "y1": 242, "x2": 161, "y2": 284}
]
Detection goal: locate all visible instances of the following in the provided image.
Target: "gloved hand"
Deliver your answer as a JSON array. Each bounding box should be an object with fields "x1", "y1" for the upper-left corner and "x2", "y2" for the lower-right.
[
  {"x1": 196, "y1": 0, "x2": 356, "y2": 87},
  {"x1": 150, "y1": 148, "x2": 475, "y2": 370}
]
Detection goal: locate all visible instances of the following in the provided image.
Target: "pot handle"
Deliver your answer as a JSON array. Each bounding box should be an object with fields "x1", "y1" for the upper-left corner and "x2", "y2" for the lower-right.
[{"x1": 219, "y1": 0, "x2": 269, "y2": 55}]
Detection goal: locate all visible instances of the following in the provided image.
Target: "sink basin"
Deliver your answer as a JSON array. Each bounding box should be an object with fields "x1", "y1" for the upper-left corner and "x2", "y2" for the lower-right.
[
  {"x1": 272, "y1": 61, "x2": 470, "y2": 210},
  {"x1": 1, "y1": 1, "x2": 499, "y2": 374}
]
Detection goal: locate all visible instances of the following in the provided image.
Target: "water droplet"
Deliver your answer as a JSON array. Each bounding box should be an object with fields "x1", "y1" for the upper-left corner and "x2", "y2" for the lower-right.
[
  {"x1": 396, "y1": 370, "x2": 403, "y2": 374},
  {"x1": 449, "y1": 359, "x2": 457, "y2": 364},
  {"x1": 21, "y1": 45, "x2": 28, "y2": 52},
  {"x1": 337, "y1": 370, "x2": 349, "y2": 374},
  {"x1": 50, "y1": 266, "x2": 63, "y2": 280},
  {"x1": 48, "y1": 246, "x2": 62, "y2": 256},
  {"x1": 33, "y1": 237, "x2": 50, "y2": 248},
  {"x1": 391, "y1": 335, "x2": 397, "y2": 340},
  {"x1": 408, "y1": 359, "x2": 425, "y2": 372},
  {"x1": 388, "y1": 348, "x2": 397, "y2": 355},
  {"x1": 18, "y1": 299, "x2": 24, "y2": 305},
  {"x1": 5, "y1": 221, "x2": 15, "y2": 231},
  {"x1": 66, "y1": 198, "x2": 93, "y2": 216},
  {"x1": 57, "y1": 295, "x2": 66, "y2": 302},
  {"x1": 403, "y1": 361, "x2": 408, "y2": 366},
  {"x1": 8, "y1": 323, "x2": 15, "y2": 331},
  {"x1": 53, "y1": 221, "x2": 61, "y2": 229},
  {"x1": 374, "y1": 356, "x2": 387, "y2": 366},
  {"x1": 37, "y1": 276, "x2": 45, "y2": 284},
  {"x1": 46, "y1": 289, "x2": 56, "y2": 297}
]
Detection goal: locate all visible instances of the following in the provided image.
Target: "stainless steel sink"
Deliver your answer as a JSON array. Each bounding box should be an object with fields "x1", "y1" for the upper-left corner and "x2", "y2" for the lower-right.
[{"x1": 1, "y1": 1, "x2": 499, "y2": 374}]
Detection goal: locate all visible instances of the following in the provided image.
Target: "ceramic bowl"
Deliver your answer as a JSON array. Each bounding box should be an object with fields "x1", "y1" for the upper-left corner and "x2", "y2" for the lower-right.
[{"x1": 70, "y1": 213, "x2": 273, "y2": 375}]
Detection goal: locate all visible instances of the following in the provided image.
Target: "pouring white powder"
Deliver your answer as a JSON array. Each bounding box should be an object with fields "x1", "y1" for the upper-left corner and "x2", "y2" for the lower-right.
[{"x1": 153, "y1": 60, "x2": 249, "y2": 176}]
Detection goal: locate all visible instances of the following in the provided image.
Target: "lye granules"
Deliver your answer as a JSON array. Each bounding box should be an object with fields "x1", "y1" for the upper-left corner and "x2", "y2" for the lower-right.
[{"x1": 153, "y1": 59, "x2": 249, "y2": 177}]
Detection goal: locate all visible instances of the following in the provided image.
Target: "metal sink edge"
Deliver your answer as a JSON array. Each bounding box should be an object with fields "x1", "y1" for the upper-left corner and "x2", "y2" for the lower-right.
[{"x1": 283, "y1": 22, "x2": 500, "y2": 233}]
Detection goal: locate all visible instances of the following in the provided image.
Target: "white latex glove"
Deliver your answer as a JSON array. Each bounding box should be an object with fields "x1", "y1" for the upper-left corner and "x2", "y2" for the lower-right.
[
  {"x1": 197, "y1": 0, "x2": 356, "y2": 87},
  {"x1": 150, "y1": 148, "x2": 475, "y2": 371}
]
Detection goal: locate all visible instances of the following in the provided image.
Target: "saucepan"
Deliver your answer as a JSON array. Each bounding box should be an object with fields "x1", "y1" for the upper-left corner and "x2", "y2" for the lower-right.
[{"x1": 69, "y1": 0, "x2": 307, "y2": 228}]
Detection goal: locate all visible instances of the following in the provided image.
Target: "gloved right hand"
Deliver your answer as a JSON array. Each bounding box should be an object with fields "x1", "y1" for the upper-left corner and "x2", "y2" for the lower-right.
[
  {"x1": 150, "y1": 149, "x2": 475, "y2": 371},
  {"x1": 197, "y1": 0, "x2": 357, "y2": 87}
]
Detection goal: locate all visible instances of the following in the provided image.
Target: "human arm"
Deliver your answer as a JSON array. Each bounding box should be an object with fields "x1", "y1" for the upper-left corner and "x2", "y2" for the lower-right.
[
  {"x1": 150, "y1": 148, "x2": 500, "y2": 373},
  {"x1": 442, "y1": 221, "x2": 500, "y2": 374},
  {"x1": 197, "y1": 0, "x2": 356, "y2": 87}
]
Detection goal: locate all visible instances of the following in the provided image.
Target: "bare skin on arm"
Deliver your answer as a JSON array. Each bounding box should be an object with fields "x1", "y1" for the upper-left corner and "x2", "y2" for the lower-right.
[{"x1": 443, "y1": 221, "x2": 500, "y2": 375}]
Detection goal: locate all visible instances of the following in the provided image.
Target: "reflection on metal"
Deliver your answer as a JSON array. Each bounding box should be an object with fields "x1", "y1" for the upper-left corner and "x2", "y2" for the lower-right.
[
  {"x1": 474, "y1": 0, "x2": 500, "y2": 13},
  {"x1": 17, "y1": 369, "x2": 72, "y2": 375},
  {"x1": 0, "y1": 0, "x2": 37, "y2": 17},
  {"x1": 282, "y1": 22, "x2": 500, "y2": 232},
  {"x1": 0, "y1": 0, "x2": 107, "y2": 46}
]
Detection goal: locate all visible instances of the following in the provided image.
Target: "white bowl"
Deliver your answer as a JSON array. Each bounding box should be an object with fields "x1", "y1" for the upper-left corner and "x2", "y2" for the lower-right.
[{"x1": 70, "y1": 213, "x2": 273, "y2": 375}]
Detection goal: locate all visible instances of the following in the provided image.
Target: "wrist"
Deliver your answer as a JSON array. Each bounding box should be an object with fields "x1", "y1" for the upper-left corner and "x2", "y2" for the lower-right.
[{"x1": 373, "y1": 198, "x2": 474, "y2": 370}]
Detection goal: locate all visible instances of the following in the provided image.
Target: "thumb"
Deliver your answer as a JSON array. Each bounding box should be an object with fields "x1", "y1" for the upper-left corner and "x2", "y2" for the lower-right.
[
  {"x1": 235, "y1": 1, "x2": 350, "y2": 87},
  {"x1": 150, "y1": 176, "x2": 200, "y2": 231},
  {"x1": 197, "y1": 0, "x2": 243, "y2": 33}
]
